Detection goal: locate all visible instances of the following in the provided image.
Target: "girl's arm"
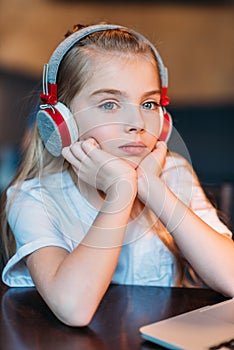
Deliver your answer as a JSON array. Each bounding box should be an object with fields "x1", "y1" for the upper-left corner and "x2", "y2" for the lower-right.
[
  {"x1": 137, "y1": 142, "x2": 234, "y2": 297},
  {"x1": 26, "y1": 140, "x2": 137, "y2": 327}
]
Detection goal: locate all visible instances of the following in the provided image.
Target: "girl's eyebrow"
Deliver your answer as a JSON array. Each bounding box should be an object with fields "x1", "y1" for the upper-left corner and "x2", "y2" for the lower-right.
[
  {"x1": 90, "y1": 89, "x2": 127, "y2": 97},
  {"x1": 142, "y1": 90, "x2": 161, "y2": 98},
  {"x1": 90, "y1": 89, "x2": 161, "y2": 98}
]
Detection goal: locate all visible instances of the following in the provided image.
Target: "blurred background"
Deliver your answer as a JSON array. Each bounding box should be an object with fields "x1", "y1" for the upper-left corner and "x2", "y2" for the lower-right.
[{"x1": 0, "y1": 0, "x2": 233, "y2": 228}]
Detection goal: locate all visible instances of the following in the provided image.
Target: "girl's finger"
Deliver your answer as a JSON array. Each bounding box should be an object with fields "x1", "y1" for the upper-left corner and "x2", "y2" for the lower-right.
[
  {"x1": 152, "y1": 141, "x2": 167, "y2": 161},
  {"x1": 69, "y1": 142, "x2": 89, "y2": 161},
  {"x1": 61, "y1": 146, "x2": 70, "y2": 158},
  {"x1": 80, "y1": 138, "x2": 100, "y2": 153},
  {"x1": 155, "y1": 141, "x2": 167, "y2": 152},
  {"x1": 62, "y1": 143, "x2": 83, "y2": 166}
]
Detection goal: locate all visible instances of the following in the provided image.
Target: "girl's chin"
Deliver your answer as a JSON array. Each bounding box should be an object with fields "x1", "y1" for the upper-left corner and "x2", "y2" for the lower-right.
[{"x1": 120, "y1": 156, "x2": 143, "y2": 169}]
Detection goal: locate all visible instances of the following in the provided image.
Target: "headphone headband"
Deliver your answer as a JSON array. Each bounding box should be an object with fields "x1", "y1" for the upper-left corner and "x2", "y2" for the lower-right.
[
  {"x1": 41, "y1": 23, "x2": 169, "y2": 106},
  {"x1": 48, "y1": 24, "x2": 123, "y2": 84}
]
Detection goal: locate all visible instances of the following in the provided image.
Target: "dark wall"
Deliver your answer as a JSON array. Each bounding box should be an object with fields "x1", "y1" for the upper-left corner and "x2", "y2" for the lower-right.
[
  {"x1": 170, "y1": 104, "x2": 234, "y2": 185},
  {"x1": 0, "y1": 69, "x2": 40, "y2": 148},
  {"x1": 169, "y1": 104, "x2": 234, "y2": 231}
]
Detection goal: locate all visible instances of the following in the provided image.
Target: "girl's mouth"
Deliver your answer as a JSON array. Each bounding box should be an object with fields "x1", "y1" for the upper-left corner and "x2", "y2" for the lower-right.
[{"x1": 119, "y1": 142, "x2": 147, "y2": 155}]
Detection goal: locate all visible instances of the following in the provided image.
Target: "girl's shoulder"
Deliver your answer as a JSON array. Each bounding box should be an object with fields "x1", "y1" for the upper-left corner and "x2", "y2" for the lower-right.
[
  {"x1": 163, "y1": 152, "x2": 193, "y2": 173},
  {"x1": 7, "y1": 170, "x2": 74, "y2": 200}
]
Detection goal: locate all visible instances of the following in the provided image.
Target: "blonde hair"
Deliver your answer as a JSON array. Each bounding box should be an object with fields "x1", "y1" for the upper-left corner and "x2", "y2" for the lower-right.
[{"x1": 1, "y1": 24, "x2": 187, "y2": 284}]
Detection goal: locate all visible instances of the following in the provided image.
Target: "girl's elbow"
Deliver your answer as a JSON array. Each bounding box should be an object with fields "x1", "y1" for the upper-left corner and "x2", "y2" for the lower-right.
[
  {"x1": 58, "y1": 310, "x2": 94, "y2": 327},
  {"x1": 51, "y1": 296, "x2": 96, "y2": 327},
  {"x1": 224, "y1": 283, "x2": 234, "y2": 298},
  {"x1": 44, "y1": 284, "x2": 101, "y2": 327},
  {"x1": 215, "y1": 279, "x2": 234, "y2": 299}
]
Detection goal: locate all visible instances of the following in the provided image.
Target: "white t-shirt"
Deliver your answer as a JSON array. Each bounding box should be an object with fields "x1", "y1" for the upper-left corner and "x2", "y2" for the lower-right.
[{"x1": 2, "y1": 153, "x2": 231, "y2": 287}]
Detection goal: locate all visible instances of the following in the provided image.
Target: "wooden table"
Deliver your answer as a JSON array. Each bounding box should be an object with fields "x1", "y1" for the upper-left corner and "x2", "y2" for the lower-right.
[{"x1": 0, "y1": 282, "x2": 227, "y2": 350}]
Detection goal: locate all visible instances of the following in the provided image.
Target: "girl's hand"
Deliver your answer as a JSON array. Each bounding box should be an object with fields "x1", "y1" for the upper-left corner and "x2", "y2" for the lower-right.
[
  {"x1": 62, "y1": 138, "x2": 137, "y2": 194},
  {"x1": 136, "y1": 141, "x2": 167, "y2": 203}
]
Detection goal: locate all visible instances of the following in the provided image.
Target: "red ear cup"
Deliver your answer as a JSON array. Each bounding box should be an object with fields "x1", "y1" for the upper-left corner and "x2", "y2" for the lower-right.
[
  {"x1": 36, "y1": 102, "x2": 78, "y2": 157},
  {"x1": 159, "y1": 109, "x2": 173, "y2": 143}
]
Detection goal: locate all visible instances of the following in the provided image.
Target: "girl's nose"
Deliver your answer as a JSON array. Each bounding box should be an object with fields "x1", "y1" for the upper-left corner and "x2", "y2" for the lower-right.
[
  {"x1": 124, "y1": 105, "x2": 145, "y2": 134},
  {"x1": 126, "y1": 125, "x2": 145, "y2": 134}
]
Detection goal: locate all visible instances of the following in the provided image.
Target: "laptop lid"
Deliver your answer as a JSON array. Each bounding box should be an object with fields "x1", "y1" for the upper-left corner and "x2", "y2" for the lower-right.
[{"x1": 139, "y1": 298, "x2": 234, "y2": 350}]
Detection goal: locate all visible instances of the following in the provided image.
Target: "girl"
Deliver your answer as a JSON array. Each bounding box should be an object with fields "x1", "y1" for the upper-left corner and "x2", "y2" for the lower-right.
[{"x1": 1, "y1": 23, "x2": 234, "y2": 327}]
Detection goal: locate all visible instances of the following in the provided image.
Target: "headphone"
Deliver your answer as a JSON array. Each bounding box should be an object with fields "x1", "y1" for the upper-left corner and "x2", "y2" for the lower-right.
[{"x1": 36, "y1": 24, "x2": 173, "y2": 157}]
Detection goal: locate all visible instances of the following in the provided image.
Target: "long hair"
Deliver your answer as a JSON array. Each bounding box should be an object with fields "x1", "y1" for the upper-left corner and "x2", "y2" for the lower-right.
[{"x1": 1, "y1": 23, "x2": 188, "y2": 284}]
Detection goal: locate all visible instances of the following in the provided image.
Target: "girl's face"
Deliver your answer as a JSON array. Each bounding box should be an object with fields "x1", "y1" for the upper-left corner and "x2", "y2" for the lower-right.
[{"x1": 70, "y1": 54, "x2": 162, "y2": 167}]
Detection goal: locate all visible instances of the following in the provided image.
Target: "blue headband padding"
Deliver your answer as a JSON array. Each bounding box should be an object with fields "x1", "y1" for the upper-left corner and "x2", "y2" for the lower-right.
[{"x1": 46, "y1": 24, "x2": 168, "y2": 88}]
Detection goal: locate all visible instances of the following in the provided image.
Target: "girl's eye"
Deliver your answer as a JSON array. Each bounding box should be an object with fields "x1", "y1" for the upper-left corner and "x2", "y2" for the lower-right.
[
  {"x1": 142, "y1": 101, "x2": 160, "y2": 110},
  {"x1": 100, "y1": 101, "x2": 118, "y2": 110}
]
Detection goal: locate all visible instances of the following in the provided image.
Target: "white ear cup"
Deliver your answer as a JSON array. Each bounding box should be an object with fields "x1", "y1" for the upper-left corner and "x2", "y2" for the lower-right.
[
  {"x1": 36, "y1": 102, "x2": 78, "y2": 157},
  {"x1": 159, "y1": 107, "x2": 164, "y2": 135},
  {"x1": 56, "y1": 102, "x2": 78, "y2": 143},
  {"x1": 158, "y1": 107, "x2": 173, "y2": 143}
]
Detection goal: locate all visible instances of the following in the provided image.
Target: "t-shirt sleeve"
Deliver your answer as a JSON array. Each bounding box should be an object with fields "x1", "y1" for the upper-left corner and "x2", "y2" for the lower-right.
[
  {"x1": 162, "y1": 153, "x2": 232, "y2": 237},
  {"x1": 2, "y1": 185, "x2": 73, "y2": 287}
]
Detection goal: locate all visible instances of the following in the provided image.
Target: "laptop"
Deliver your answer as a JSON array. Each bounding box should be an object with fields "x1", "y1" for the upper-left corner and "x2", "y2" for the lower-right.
[{"x1": 139, "y1": 298, "x2": 234, "y2": 350}]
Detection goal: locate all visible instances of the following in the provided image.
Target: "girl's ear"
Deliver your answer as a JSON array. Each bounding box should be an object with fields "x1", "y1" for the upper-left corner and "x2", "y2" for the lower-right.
[{"x1": 158, "y1": 108, "x2": 173, "y2": 143}]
